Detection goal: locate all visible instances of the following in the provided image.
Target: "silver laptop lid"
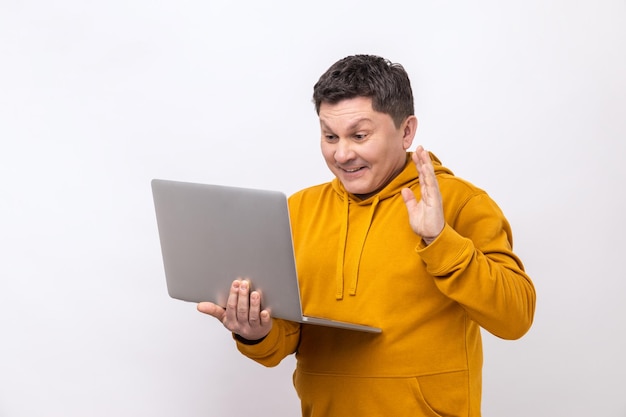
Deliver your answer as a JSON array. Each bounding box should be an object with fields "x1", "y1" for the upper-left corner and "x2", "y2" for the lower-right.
[{"x1": 151, "y1": 179, "x2": 304, "y2": 322}]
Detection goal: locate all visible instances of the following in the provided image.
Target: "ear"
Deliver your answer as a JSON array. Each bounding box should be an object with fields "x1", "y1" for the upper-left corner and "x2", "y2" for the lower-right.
[{"x1": 401, "y1": 115, "x2": 418, "y2": 150}]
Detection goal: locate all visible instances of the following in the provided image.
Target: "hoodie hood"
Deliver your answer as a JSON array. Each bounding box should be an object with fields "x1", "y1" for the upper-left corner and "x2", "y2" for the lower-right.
[{"x1": 329, "y1": 152, "x2": 452, "y2": 299}]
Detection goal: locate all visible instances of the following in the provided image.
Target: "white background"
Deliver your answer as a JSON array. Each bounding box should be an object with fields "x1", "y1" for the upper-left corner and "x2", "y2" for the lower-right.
[{"x1": 1, "y1": 1, "x2": 625, "y2": 416}]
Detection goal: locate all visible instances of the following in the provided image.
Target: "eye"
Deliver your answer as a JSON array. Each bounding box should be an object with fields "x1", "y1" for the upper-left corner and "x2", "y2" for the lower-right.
[
  {"x1": 354, "y1": 133, "x2": 367, "y2": 140},
  {"x1": 324, "y1": 134, "x2": 338, "y2": 142}
]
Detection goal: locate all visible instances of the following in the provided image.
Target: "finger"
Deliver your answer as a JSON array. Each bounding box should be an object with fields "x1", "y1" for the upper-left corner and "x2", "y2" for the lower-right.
[
  {"x1": 224, "y1": 279, "x2": 242, "y2": 324},
  {"x1": 236, "y1": 280, "x2": 251, "y2": 323},
  {"x1": 260, "y1": 309, "x2": 272, "y2": 326},
  {"x1": 248, "y1": 290, "x2": 262, "y2": 327},
  {"x1": 412, "y1": 147, "x2": 431, "y2": 189},
  {"x1": 414, "y1": 146, "x2": 434, "y2": 179},
  {"x1": 414, "y1": 148, "x2": 439, "y2": 204}
]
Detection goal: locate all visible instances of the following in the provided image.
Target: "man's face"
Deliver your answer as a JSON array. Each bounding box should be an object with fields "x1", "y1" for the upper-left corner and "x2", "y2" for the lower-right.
[{"x1": 319, "y1": 96, "x2": 416, "y2": 199}]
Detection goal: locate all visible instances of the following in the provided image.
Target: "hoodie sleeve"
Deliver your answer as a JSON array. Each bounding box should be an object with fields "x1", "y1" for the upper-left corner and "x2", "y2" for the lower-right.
[
  {"x1": 235, "y1": 318, "x2": 301, "y2": 367},
  {"x1": 416, "y1": 192, "x2": 536, "y2": 340}
]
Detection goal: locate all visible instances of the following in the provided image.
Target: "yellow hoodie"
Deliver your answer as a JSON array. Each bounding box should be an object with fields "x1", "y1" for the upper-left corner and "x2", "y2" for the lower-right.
[{"x1": 237, "y1": 153, "x2": 536, "y2": 417}]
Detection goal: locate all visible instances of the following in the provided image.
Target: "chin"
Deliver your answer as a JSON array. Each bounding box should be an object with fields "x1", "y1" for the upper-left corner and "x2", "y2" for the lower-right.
[{"x1": 344, "y1": 185, "x2": 375, "y2": 196}]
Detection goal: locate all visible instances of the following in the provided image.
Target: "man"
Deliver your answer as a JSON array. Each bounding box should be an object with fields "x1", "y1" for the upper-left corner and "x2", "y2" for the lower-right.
[{"x1": 198, "y1": 54, "x2": 536, "y2": 416}]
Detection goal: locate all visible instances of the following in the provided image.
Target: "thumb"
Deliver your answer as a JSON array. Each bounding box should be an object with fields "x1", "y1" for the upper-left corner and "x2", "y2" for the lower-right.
[
  {"x1": 401, "y1": 187, "x2": 418, "y2": 209},
  {"x1": 197, "y1": 302, "x2": 225, "y2": 321}
]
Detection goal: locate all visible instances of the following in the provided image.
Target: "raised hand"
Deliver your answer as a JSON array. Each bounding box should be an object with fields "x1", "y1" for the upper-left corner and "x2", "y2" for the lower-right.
[{"x1": 400, "y1": 146, "x2": 445, "y2": 245}]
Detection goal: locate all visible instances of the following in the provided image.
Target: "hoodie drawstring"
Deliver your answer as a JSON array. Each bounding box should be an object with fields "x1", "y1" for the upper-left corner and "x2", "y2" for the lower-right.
[
  {"x1": 335, "y1": 192, "x2": 350, "y2": 299},
  {"x1": 335, "y1": 193, "x2": 380, "y2": 299}
]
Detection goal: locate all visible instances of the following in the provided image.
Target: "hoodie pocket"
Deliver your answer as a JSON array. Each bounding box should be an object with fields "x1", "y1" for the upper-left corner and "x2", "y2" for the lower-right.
[
  {"x1": 295, "y1": 368, "x2": 451, "y2": 417},
  {"x1": 408, "y1": 377, "x2": 446, "y2": 417},
  {"x1": 414, "y1": 370, "x2": 471, "y2": 417}
]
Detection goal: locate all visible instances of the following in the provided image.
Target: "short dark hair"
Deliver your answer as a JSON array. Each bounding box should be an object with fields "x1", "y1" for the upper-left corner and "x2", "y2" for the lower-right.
[{"x1": 312, "y1": 54, "x2": 415, "y2": 127}]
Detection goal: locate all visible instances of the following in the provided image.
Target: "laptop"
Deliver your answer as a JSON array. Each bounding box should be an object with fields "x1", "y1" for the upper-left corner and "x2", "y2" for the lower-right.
[{"x1": 151, "y1": 179, "x2": 381, "y2": 334}]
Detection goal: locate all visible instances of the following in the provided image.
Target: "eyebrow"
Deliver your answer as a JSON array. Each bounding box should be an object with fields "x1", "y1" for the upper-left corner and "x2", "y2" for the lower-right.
[{"x1": 319, "y1": 117, "x2": 374, "y2": 132}]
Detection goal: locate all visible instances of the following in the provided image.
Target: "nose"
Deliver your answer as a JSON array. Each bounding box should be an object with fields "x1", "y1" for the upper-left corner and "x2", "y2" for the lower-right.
[{"x1": 334, "y1": 138, "x2": 355, "y2": 164}]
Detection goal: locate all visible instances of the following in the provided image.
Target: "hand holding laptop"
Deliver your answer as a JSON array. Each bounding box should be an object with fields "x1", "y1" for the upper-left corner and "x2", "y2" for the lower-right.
[{"x1": 197, "y1": 279, "x2": 272, "y2": 342}]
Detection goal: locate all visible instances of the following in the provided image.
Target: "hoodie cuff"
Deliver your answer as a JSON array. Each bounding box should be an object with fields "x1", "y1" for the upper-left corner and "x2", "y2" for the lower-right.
[
  {"x1": 415, "y1": 224, "x2": 472, "y2": 277},
  {"x1": 234, "y1": 323, "x2": 280, "y2": 357},
  {"x1": 233, "y1": 333, "x2": 267, "y2": 345}
]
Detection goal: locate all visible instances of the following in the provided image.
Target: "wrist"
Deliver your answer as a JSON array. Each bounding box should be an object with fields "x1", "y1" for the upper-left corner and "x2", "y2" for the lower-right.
[{"x1": 422, "y1": 224, "x2": 445, "y2": 246}]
